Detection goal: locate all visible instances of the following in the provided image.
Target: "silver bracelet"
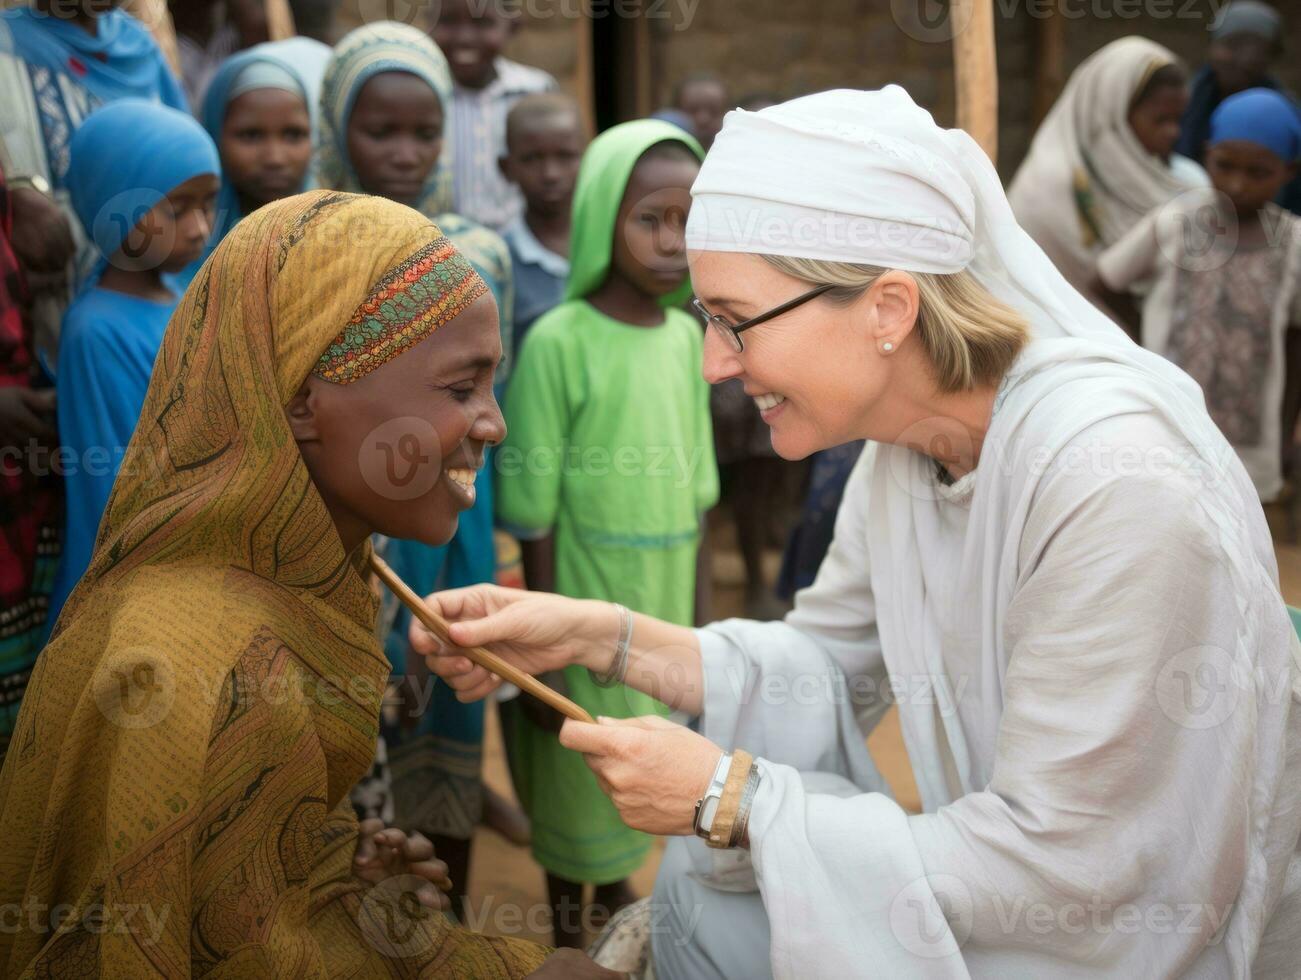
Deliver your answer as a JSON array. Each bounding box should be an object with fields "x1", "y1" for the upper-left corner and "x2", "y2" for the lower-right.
[
  {"x1": 589, "y1": 603, "x2": 632, "y2": 688},
  {"x1": 730, "y1": 764, "x2": 762, "y2": 849}
]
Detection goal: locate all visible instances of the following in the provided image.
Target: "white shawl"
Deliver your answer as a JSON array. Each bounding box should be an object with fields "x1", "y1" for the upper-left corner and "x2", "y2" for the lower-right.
[
  {"x1": 682, "y1": 87, "x2": 1301, "y2": 978},
  {"x1": 1006, "y1": 37, "x2": 1208, "y2": 304}
]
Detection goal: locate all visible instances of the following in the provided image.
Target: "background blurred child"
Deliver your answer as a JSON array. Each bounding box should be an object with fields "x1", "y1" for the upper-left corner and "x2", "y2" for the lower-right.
[
  {"x1": 497, "y1": 120, "x2": 718, "y2": 948},
  {"x1": 1098, "y1": 87, "x2": 1301, "y2": 502},
  {"x1": 499, "y1": 92, "x2": 584, "y2": 353},
  {"x1": 431, "y1": 0, "x2": 556, "y2": 231},
  {"x1": 48, "y1": 101, "x2": 220, "y2": 631}
]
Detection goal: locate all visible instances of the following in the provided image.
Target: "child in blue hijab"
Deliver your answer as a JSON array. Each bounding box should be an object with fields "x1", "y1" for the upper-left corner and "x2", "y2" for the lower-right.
[
  {"x1": 175, "y1": 45, "x2": 314, "y2": 286},
  {"x1": 1099, "y1": 87, "x2": 1301, "y2": 502},
  {"x1": 47, "y1": 100, "x2": 219, "y2": 632}
]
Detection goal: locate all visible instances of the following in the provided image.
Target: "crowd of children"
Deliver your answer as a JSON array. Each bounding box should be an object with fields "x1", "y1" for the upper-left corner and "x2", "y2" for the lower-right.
[{"x1": 0, "y1": 0, "x2": 1300, "y2": 958}]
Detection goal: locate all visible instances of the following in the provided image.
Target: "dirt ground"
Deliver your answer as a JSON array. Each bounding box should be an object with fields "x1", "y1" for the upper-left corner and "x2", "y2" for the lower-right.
[{"x1": 463, "y1": 512, "x2": 1301, "y2": 945}]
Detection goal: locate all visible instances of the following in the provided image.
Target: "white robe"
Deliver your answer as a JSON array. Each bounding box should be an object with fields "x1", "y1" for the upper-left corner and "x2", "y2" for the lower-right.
[{"x1": 677, "y1": 339, "x2": 1301, "y2": 978}]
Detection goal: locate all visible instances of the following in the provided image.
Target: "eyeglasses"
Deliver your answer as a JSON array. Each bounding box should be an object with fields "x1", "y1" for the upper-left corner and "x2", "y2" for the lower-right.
[{"x1": 692, "y1": 284, "x2": 834, "y2": 353}]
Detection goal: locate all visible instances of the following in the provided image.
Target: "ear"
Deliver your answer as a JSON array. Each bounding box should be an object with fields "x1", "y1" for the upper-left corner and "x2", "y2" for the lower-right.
[
  {"x1": 866, "y1": 271, "x2": 920, "y2": 353},
  {"x1": 286, "y1": 379, "x2": 321, "y2": 443}
]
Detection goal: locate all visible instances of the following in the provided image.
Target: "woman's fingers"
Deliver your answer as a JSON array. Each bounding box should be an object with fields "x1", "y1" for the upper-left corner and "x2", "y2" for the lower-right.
[{"x1": 558, "y1": 718, "x2": 635, "y2": 757}]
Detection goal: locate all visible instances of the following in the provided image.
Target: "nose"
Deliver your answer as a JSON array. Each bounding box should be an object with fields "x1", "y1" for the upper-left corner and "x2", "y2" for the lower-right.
[
  {"x1": 701, "y1": 323, "x2": 743, "y2": 384},
  {"x1": 472, "y1": 392, "x2": 507, "y2": 449}
]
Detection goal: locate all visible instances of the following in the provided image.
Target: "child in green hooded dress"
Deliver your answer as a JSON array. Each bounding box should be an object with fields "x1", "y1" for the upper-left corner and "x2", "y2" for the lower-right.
[{"x1": 496, "y1": 120, "x2": 718, "y2": 946}]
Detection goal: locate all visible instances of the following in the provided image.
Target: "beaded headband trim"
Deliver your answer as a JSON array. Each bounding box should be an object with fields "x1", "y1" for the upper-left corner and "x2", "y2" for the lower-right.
[{"x1": 314, "y1": 236, "x2": 487, "y2": 385}]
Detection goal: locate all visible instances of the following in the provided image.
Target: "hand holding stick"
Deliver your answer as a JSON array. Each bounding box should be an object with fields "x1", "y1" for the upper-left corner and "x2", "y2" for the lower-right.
[{"x1": 368, "y1": 551, "x2": 596, "y2": 724}]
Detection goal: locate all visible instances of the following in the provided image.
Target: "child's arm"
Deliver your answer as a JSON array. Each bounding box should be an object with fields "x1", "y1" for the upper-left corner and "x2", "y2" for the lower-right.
[
  {"x1": 1096, "y1": 207, "x2": 1163, "y2": 344},
  {"x1": 1283, "y1": 324, "x2": 1301, "y2": 480},
  {"x1": 520, "y1": 533, "x2": 556, "y2": 594},
  {"x1": 693, "y1": 519, "x2": 711, "y2": 627}
]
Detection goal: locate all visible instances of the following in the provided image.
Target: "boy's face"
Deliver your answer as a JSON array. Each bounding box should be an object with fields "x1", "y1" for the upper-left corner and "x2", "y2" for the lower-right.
[
  {"x1": 677, "y1": 80, "x2": 727, "y2": 149},
  {"x1": 1208, "y1": 34, "x2": 1273, "y2": 97},
  {"x1": 1205, "y1": 140, "x2": 1295, "y2": 215},
  {"x1": 609, "y1": 150, "x2": 700, "y2": 298},
  {"x1": 111, "y1": 172, "x2": 219, "y2": 274},
  {"x1": 1127, "y1": 83, "x2": 1188, "y2": 161},
  {"x1": 500, "y1": 113, "x2": 584, "y2": 218},
  {"x1": 346, "y1": 71, "x2": 444, "y2": 209},
  {"x1": 432, "y1": 0, "x2": 513, "y2": 89},
  {"x1": 220, "y1": 88, "x2": 313, "y2": 211},
  {"x1": 290, "y1": 292, "x2": 505, "y2": 549}
]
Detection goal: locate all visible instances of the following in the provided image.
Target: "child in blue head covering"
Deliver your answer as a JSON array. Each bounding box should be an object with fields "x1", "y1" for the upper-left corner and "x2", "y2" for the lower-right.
[
  {"x1": 1099, "y1": 86, "x2": 1301, "y2": 503},
  {"x1": 47, "y1": 99, "x2": 219, "y2": 632}
]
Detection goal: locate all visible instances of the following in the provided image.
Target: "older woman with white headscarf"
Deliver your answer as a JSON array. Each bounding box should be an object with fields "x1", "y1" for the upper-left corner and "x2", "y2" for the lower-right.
[
  {"x1": 412, "y1": 87, "x2": 1301, "y2": 979},
  {"x1": 1008, "y1": 37, "x2": 1208, "y2": 310}
]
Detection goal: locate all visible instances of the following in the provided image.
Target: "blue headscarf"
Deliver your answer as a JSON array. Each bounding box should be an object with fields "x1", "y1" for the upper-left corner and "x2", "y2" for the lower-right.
[
  {"x1": 0, "y1": 6, "x2": 186, "y2": 107},
  {"x1": 67, "y1": 99, "x2": 219, "y2": 264},
  {"x1": 1209, "y1": 88, "x2": 1301, "y2": 163},
  {"x1": 199, "y1": 47, "x2": 312, "y2": 253}
]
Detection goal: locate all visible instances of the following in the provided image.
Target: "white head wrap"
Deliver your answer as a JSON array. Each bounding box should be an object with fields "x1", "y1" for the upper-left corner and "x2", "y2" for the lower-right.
[{"x1": 686, "y1": 85, "x2": 1201, "y2": 401}]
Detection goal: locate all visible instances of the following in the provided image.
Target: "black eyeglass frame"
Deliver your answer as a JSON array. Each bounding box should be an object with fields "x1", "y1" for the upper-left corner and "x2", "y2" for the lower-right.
[{"x1": 692, "y1": 283, "x2": 835, "y2": 352}]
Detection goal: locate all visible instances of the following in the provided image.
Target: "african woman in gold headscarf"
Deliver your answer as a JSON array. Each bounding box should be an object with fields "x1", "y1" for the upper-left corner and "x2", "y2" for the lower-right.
[{"x1": 0, "y1": 190, "x2": 601, "y2": 977}]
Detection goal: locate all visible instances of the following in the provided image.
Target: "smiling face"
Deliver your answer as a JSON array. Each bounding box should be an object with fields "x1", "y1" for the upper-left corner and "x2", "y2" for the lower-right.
[
  {"x1": 691, "y1": 251, "x2": 917, "y2": 460},
  {"x1": 288, "y1": 292, "x2": 505, "y2": 552},
  {"x1": 432, "y1": 0, "x2": 513, "y2": 89},
  {"x1": 220, "y1": 88, "x2": 313, "y2": 214},
  {"x1": 346, "y1": 71, "x2": 444, "y2": 208},
  {"x1": 608, "y1": 148, "x2": 699, "y2": 298}
]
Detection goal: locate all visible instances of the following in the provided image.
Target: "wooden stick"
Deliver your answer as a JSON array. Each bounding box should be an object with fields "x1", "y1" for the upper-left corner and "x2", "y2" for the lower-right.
[
  {"x1": 368, "y1": 551, "x2": 596, "y2": 724},
  {"x1": 126, "y1": 0, "x2": 182, "y2": 78},
  {"x1": 265, "y1": 0, "x2": 296, "y2": 40},
  {"x1": 952, "y1": 0, "x2": 998, "y2": 165}
]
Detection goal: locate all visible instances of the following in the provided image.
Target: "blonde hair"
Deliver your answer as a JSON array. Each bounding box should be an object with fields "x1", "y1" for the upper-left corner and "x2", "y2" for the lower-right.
[{"x1": 760, "y1": 255, "x2": 1030, "y2": 393}]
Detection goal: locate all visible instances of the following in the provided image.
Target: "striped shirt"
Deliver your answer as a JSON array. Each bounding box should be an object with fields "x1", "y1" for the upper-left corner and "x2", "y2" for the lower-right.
[{"x1": 448, "y1": 56, "x2": 555, "y2": 231}]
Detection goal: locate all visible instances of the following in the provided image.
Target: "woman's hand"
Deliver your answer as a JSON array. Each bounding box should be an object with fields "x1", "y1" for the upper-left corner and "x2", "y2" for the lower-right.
[
  {"x1": 559, "y1": 715, "x2": 723, "y2": 837},
  {"x1": 409, "y1": 585, "x2": 620, "y2": 704},
  {"x1": 353, "y1": 819, "x2": 453, "y2": 911}
]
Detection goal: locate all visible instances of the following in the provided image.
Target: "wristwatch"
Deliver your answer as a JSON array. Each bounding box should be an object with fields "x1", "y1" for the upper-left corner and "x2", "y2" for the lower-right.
[{"x1": 692, "y1": 752, "x2": 732, "y2": 839}]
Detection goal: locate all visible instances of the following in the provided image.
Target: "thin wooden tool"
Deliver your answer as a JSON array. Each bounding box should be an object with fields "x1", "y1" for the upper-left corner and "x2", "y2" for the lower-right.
[{"x1": 368, "y1": 551, "x2": 596, "y2": 724}]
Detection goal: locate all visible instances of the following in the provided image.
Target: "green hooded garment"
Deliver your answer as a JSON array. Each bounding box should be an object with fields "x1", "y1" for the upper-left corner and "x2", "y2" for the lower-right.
[{"x1": 496, "y1": 120, "x2": 719, "y2": 884}]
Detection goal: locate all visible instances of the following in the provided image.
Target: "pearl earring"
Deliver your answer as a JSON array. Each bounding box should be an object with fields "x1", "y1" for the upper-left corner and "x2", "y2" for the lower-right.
[{"x1": 882, "y1": 342, "x2": 894, "y2": 352}]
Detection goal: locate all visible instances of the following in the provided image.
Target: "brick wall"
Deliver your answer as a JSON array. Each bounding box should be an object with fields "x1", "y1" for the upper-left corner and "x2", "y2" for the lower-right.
[{"x1": 332, "y1": 0, "x2": 1301, "y2": 177}]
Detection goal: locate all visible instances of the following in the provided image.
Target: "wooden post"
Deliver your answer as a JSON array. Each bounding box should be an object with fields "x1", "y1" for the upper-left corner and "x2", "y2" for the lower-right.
[
  {"x1": 952, "y1": 0, "x2": 998, "y2": 165},
  {"x1": 265, "y1": 0, "x2": 296, "y2": 41},
  {"x1": 573, "y1": 14, "x2": 596, "y2": 137},
  {"x1": 126, "y1": 0, "x2": 182, "y2": 77},
  {"x1": 1033, "y1": 0, "x2": 1065, "y2": 125}
]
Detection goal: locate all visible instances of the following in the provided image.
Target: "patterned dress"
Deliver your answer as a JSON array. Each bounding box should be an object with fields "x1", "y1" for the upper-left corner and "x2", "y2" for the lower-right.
[{"x1": 0, "y1": 192, "x2": 547, "y2": 977}]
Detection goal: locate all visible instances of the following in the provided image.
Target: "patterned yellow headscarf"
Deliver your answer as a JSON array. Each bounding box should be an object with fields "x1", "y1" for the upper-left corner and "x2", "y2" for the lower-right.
[{"x1": 0, "y1": 191, "x2": 543, "y2": 978}]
